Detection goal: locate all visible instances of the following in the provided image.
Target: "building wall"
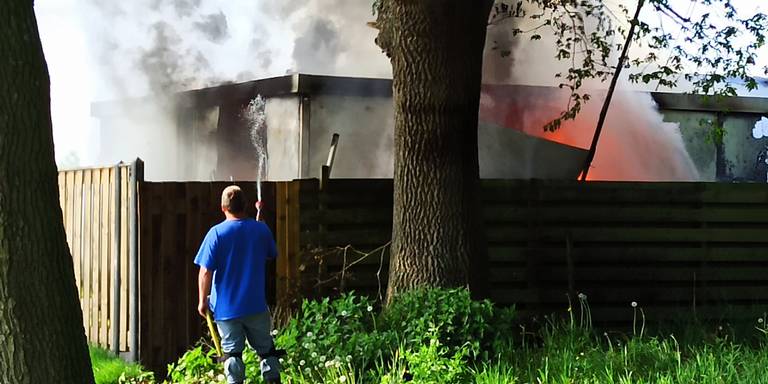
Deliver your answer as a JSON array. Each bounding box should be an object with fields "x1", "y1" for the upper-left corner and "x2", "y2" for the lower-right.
[
  {"x1": 265, "y1": 96, "x2": 302, "y2": 181},
  {"x1": 661, "y1": 110, "x2": 768, "y2": 182},
  {"x1": 306, "y1": 94, "x2": 587, "y2": 180},
  {"x1": 722, "y1": 113, "x2": 768, "y2": 182},
  {"x1": 308, "y1": 94, "x2": 395, "y2": 179}
]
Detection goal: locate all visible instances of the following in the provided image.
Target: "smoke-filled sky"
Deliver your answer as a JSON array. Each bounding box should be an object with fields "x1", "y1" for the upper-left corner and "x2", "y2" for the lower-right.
[{"x1": 34, "y1": 0, "x2": 767, "y2": 167}]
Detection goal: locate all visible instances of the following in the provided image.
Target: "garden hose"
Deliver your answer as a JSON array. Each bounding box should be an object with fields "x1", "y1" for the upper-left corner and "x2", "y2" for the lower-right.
[{"x1": 205, "y1": 309, "x2": 223, "y2": 357}]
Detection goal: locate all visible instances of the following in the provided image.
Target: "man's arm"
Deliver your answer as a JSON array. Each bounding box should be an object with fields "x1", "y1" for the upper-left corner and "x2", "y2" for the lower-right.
[{"x1": 197, "y1": 266, "x2": 213, "y2": 318}]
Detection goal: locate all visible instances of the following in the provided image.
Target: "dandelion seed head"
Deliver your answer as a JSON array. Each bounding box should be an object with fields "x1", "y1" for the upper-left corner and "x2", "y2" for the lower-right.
[
  {"x1": 341, "y1": 311, "x2": 348, "y2": 317},
  {"x1": 367, "y1": 306, "x2": 373, "y2": 312},
  {"x1": 271, "y1": 329, "x2": 279, "y2": 336},
  {"x1": 340, "y1": 376, "x2": 347, "y2": 383},
  {"x1": 300, "y1": 360, "x2": 306, "y2": 366},
  {"x1": 631, "y1": 301, "x2": 637, "y2": 308}
]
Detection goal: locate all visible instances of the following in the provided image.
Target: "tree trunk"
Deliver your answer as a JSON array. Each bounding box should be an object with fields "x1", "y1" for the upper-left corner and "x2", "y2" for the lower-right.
[
  {"x1": 376, "y1": 0, "x2": 493, "y2": 302},
  {"x1": 0, "y1": 2, "x2": 95, "y2": 383}
]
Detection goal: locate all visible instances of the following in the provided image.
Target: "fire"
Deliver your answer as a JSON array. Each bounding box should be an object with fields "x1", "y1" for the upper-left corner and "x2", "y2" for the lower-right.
[{"x1": 479, "y1": 84, "x2": 699, "y2": 182}]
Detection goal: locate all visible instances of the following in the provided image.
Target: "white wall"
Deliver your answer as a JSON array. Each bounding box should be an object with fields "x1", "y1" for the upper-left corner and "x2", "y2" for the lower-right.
[
  {"x1": 308, "y1": 94, "x2": 395, "y2": 178},
  {"x1": 265, "y1": 96, "x2": 302, "y2": 180}
]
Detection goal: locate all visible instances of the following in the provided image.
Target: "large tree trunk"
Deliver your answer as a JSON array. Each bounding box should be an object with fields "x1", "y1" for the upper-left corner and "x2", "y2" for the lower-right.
[
  {"x1": 376, "y1": 0, "x2": 493, "y2": 301},
  {"x1": 0, "y1": 2, "x2": 95, "y2": 382}
]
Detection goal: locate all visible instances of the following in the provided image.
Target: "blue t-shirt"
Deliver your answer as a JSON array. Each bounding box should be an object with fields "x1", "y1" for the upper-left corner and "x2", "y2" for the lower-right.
[{"x1": 194, "y1": 218, "x2": 278, "y2": 321}]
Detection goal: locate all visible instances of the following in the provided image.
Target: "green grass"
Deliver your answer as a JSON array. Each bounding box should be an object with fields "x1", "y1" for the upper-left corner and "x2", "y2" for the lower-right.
[{"x1": 90, "y1": 345, "x2": 150, "y2": 384}]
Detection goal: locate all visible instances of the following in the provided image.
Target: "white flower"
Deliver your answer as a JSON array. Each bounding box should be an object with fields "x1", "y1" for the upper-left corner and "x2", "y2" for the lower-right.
[
  {"x1": 299, "y1": 360, "x2": 306, "y2": 366},
  {"x1": 271, "y1": 329, "x2": 279, "y2": 336},
  {"x1": 217, "y1": 374, "x2": 225, "y2": 381},
  {"x1": 320, "y1": 355, "x2": 326, "y2": 362},
  {"x1": 341, "y1": 311, "x2": 348, "y2": 317},
  {"x1": 578, "y1": 293, "x2": 587, "y2": 300},
  {"x1": 759, "y1": 318, "x2": 764, "y2": 324},
  {"x1": 303, "y1": 343, "x2": 310, "y2": 349},
  {"x1": 367, "y1": 306, "x2": 373, "y2": 312},
  {"x1": 304, "y1": 367, "x2": 311, "y2": 374},
  {"x1": 631, "y1": 301, "x2": 637, "y2": 308},
  {"x1": 311, "y1": 352, "x2": 318, "y2": 358},
  {"x1": 279, "y1": 358, "x2": 285, "y2": 364},
  {"x1": 346, "y1": 355, "x2": 352, "y2": 362},
  {"x1": 325, "y1": 361, "x2": 333, "y2": 368},
  {"x1": 306, "y1": 331, "x2": 314, "y2": 337},
  {"x1": 340, "y1": 376, "x2": 347, "y2": 383}
]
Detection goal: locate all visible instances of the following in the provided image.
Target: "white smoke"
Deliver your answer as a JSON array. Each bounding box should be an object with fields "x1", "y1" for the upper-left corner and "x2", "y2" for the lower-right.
[{"x1": 481, "y1": 0, "x2": 701, "y2": 181}]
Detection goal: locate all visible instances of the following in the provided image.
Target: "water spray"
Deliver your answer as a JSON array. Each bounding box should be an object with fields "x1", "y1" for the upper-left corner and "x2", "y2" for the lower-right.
[{"x1": 245, "y1": 95, "x2": 268, "y2": 220}]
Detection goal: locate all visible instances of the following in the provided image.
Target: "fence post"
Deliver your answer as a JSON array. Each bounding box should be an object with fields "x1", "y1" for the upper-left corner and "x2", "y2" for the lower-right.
[
  {"x1": 111, "y1": 163, "x2": 122, "y2": 355},
  {"x1": 129, "y1": 158, "x2": 144, "y2": 362}
]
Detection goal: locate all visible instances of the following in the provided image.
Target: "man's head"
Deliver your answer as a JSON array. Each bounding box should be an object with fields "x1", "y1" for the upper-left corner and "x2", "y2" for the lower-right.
[{"x1": 221, "y1": 185, "x2": 246, "y2": 215}]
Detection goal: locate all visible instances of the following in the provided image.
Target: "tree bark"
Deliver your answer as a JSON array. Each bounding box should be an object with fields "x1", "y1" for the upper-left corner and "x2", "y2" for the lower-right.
[
  {"x1": 0, "y1": 2, "x2": 95, "y2": 383},
  {"x1": 376, "y1": 0, "x2": 493, "y2": 302}
]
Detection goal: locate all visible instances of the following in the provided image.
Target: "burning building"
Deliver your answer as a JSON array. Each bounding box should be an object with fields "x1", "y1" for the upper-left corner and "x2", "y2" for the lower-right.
[{"x1": 91, "y1": 73, "x2": 768, "y2": 182}]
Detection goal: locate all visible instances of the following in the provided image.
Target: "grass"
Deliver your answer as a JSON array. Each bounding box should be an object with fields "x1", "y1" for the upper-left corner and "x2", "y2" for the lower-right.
[
  {"x1": 90, "y1": 345, "x2": 150, "y2": 384},
  {"x1": 108, "y1": 290, "x2": 768, "y2": 383}
]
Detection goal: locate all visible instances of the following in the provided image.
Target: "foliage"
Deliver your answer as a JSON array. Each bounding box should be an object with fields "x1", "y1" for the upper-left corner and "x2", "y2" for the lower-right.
[
  {"x1": 116, "y1": 290, "x2": 768, "y2": 383},
  {"x1": 165, "y1": 343, "x2": 226, "y2": 383},
  {"x1": 380, "y1": 335, "x2": 471, "y2": 384},
  {"x1": 381, "y1": 287, "x2": 516, "y2": 360},
  {"x1": 89, "y1": 345, "x2": 153, "y2": 384},
  {"x1": 490, "y1": 0, "x2": 768, "y2": 132},
  {"x1": 275, "y1": 293, "x2": 394, "y2": 380}
]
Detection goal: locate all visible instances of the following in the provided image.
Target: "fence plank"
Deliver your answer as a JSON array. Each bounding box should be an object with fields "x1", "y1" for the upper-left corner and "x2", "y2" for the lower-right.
[
  {"x1": 90, "y1": 169, "x2": 102, "y2": 342},
  {"x1": 83, "y1": 170, "x2": 95, "y2": 340},
  {"x1": 72, "y1": 170, "x2": 84, "y2": 301},
  {"x1": 100, "y1": 168, "x2": 111, "y2": 347}
]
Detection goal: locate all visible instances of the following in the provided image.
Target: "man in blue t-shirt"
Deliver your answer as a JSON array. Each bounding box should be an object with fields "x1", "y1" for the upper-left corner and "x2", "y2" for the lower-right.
[{"x1": 195, "y1": 185, "x2": 281, "y2": 384}]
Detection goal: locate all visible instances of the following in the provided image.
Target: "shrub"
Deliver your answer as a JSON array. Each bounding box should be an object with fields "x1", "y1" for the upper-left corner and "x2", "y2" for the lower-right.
[
  {"x1": 381, "y1": 287, "x2": 516, "y2": 359},
  {"x1": 275, "y1": 292, "x2": 394, "y2": 380}
]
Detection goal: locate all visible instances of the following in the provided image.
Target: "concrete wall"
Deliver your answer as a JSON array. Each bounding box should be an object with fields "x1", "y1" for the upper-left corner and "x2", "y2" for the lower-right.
[
  {"x1": 722, "y1": 113, "x2": 768, "y2": 181},
  {"x1": 306, "y1": 95, "x2": 586, "y2": 180},
  {"x1": 662, "y1": 110, "x2": 768, "y2": 182},
  {"x1": 308, "y1": 94, "x2": 395, "y2": 178},
  {"x1": 265, "y1": 96, "x2": 302, "y2": 181}
]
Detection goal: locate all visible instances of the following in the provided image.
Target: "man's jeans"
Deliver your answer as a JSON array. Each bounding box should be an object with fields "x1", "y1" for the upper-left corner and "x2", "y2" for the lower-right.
[{"x1": 216, "y1": 311, "x2": 281, "y2": 383}]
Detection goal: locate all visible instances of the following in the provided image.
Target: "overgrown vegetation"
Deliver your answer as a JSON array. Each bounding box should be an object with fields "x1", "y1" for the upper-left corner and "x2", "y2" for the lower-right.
[{"x1": 110, "y1": 289, "x2": 768, "y2": 383}]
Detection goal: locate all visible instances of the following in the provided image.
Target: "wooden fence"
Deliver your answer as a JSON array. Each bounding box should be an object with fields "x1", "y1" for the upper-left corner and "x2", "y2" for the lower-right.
[
  {"x1": 137, "y1": 181, "x2": 286, "y2": 374},
  {"x1": 298, "y1": 179, "x2": 768, "y2": 327},
  {"x1": 82, "y1": 177, "x2": 768, "y2": 374},
  {"x1": 57, "y1": 160, "x2": 141, "y2": 358}
]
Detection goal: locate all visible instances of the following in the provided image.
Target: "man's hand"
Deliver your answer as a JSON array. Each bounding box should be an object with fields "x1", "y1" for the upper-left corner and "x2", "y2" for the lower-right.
[
  {"x1": 197, "y1": 298, "x2": 208, "y2": 318},
  {"x1": 255, "y1": 200, "x2": 263, "y2": 210}
]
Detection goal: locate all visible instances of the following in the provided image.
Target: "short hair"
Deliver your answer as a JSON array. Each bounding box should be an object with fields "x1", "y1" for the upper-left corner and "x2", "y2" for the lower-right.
[{"x1": 221, "y1": 185, "x2": 245, "y2": 214}]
